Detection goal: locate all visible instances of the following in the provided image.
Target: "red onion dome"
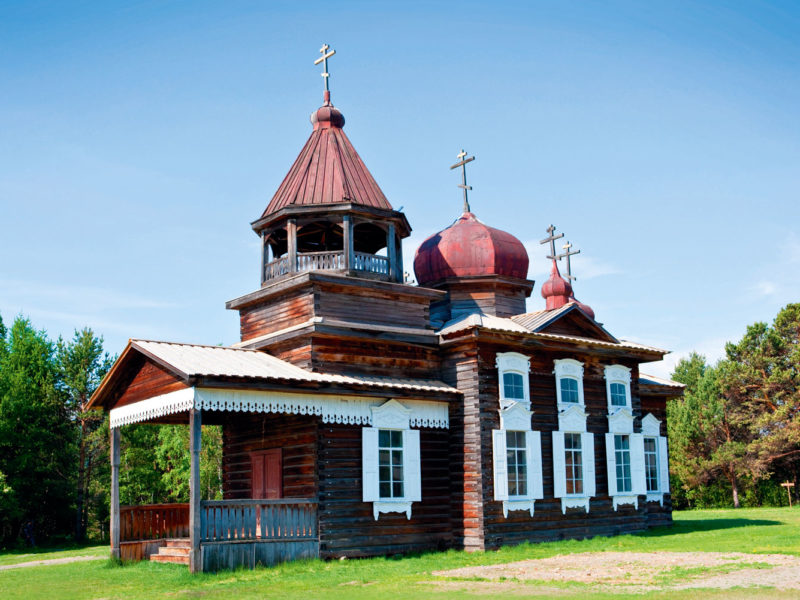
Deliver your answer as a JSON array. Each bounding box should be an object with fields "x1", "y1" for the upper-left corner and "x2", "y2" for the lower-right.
[
  {"x1": 310, "y1": 105, "x2": 345, "y2": 130},
  {"x1": 414, "y1": 211, "x2": 529, "y2": 285},
  {"x1": 541, "y1": 260, "x2": 573, "y2": 310}
]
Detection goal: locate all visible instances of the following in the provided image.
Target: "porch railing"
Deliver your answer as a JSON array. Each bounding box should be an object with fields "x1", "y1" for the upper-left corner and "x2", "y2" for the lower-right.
[
  {"x1": 263, "y1": 251, "x2": 391, "y2": 281},
  {"x1": 200, "y1": 499, "x2": 317, "y2": 542},
  {"x1": 120, "y1": 503, "x2": 189, "y2": 542}
]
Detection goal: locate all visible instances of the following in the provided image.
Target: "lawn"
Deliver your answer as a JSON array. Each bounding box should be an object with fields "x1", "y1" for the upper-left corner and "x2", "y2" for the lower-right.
[{"x1": 1, "y1": 507, "x2": 799, "y2": 600}]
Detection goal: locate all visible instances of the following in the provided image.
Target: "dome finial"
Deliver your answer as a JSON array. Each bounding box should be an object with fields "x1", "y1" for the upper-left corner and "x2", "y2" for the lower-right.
[
  {"x1": 450, "y1": 149, "x2": 475, "y2": 213},
  {"x1": 314, "y1": 43, "x2": 336, "y2": 105},
  {"x1": 541, "y1": 258, "x2": 573, "y2": 310}
]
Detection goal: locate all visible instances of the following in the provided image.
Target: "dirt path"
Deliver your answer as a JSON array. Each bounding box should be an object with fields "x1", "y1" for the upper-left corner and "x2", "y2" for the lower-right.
[
  {"x1": 432, "y1": 551, "x2": 800, "y2": 593},
  {"x1": 0, "y1": 555, "x2": 104, "y2": 571}
]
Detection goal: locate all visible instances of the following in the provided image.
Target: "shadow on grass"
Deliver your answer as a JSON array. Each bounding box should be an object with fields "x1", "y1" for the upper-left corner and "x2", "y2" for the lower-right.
[{"x1": 637, "y1": 518, "x2": 781, "y2": 538}]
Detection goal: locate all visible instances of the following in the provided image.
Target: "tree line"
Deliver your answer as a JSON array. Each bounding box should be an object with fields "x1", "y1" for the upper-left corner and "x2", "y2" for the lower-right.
[
  {"x1": 668, "y1": 303, "x2": 800, "y2": 509},
  {"x1": 0, "y1": 314, "x2": 221, "y2": 547},
  {"x1": 0, "y1": 304, "x2": 797, "y2": 546}
]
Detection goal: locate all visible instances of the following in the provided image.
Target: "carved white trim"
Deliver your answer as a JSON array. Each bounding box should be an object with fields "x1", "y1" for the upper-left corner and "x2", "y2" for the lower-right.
[
  {"x1": 500, "y1": 401, "x2": 533, "y2": 431},
  {"x1": 497, "y1": 352, "x2": 531, "y2": 409},
  {"x1": 613, "y1": 495, "x2": 639, "y2": 511},
  {"x1": 561, "y1": 497, "x2": 591, "y2": 514},
  {"x1": 646, "y1": 492, "x2": 664, "y2": 506},
  {"x1": 554, "y1": 359, "x2": 585, "y2": 409},
  {"x1": 371, "y1": 399, "x2": 411, "y2": 429},
  {"x1": 503, "y1": 499, "x2": 536, "y2": 518},
  {"x1": 110, "y1": 387, "x2": 449, "y2": 429},
  {"x1": 557, "y1": 403, "x2": 589, "y2": 433},
  {"x1": 642, "y1": 413, "x2": 661, "y2": 436},
  {"x1": 608, "y1": 407, "x2": 634, "y2": 434},
  {"x1": 372, "y1": 501, "x2": 412, "y2": 520},
  {"x1": 604, "y1": 364, "x2": 632, "y2": 413}
]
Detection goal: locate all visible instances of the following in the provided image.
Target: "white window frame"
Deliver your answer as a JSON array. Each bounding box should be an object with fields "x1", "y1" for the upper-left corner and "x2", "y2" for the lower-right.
[
  {"x1": 496, "y1": 352, "x2": 531, "y2": 409},
  {"x1": 604, "y1": 364, "x2": 632, "y2": 413},
  {"x1": 492, "y1": 400, "x2": 543, "y2": 517},
  {"x1": 642, "y1": 413, "x2": 670, "y2": 505},
  {"x1": 606, "y1": 406, "x2": 645, "y2": 510},
  {"x1": 362, "y1": 400, "x2": 421, "y2": 520},
  {"x1": 552, "y1": 403, "x2": 595, "y2": 514},
  {"x1": 554, "y1": 359, "x2": 585, "y2": 410}
]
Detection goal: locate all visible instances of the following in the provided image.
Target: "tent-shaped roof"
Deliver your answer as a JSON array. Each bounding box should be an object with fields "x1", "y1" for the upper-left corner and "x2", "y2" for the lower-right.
[{"x1": 257, "y1": 103, "x2": 393, "y2": 222}]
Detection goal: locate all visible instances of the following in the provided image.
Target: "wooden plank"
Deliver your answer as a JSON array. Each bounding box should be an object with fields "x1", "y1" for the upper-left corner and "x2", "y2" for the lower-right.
[
  {"x1": 110, "y1": 428, "x2": 120, "y2": 559},
  {"x1": 189, "y1": 408, "x2": 202, "y2": 573}
]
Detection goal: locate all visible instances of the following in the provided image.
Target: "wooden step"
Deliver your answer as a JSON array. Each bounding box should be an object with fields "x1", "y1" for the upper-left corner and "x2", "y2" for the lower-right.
[
  {"x1": 149, "y1": 553, "x2": 189, "y2": 565},
  {"x1": 164, "y1": 538, "x2": 191, "y2": 548},
  {"x1": 157, "y1": 547, "x2": 190, "y2": 557}
]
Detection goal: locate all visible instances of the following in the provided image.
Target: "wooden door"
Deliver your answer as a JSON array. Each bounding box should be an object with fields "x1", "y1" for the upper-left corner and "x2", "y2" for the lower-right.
[{"x1": 251, "y1": 448, "x2": 282, "y2": 499}]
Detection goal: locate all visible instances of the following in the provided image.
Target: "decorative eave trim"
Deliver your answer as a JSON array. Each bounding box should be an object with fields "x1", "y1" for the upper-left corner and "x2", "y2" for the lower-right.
[{"x1": 110, "y1": 387, "x2": 449, "y2": 429}]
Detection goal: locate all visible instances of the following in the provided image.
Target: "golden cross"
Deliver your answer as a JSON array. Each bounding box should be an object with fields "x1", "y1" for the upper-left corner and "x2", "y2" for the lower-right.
[
  {"x1": 557, "y1": 241, "x2": 581, "y2": 281},
  {"x1": 539, "y1": 225, "x2": 564, "y2": 260},
  {"x1": 314, "y1": 43, "x2": 336, "y2": 100},
  {"x1": 450, "y1": 149, "x2": 475, "y2": 213}
]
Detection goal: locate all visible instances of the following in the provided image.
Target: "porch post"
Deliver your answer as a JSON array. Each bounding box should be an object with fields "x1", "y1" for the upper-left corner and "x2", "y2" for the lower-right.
[
  {"x1": 110, "y1": 427, "x2": 120, "y2": 560},
  {"x1": 189, "y1": 408, "x2": 202, "y2": 573}
]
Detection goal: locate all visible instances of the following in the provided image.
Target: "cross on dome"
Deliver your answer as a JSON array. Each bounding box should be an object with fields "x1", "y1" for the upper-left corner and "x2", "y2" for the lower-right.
[
  {"x1": 314, "y1": 43, "x2": 336, "y2": 104},
  {"x1": 557, "y1": 241, "x2": 581, "y2": 282},
  {"x1": 539, "y1": 224, "x2": 564, "y2": 260},
  {"x1": 450, "y1": 149, "x2": 475, "y2": 213}
]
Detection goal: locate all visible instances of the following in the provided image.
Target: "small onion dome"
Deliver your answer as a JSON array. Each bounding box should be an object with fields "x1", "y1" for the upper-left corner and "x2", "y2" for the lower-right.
[
  {"x1": 310, "y1": 104, "x2": 345, "y2": 130},
  {"x1": 541, "y1": 259, "x2": 573, "y2": 310},
  {"x1": 414, "y1": 211, "x2": 529, "y2": 285},
  {"x1": 569, "y1": 294, "x2": 596, "y2": 320}
]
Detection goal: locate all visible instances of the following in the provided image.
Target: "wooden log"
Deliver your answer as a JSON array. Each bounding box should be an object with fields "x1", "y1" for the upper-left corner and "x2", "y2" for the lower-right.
[
  {"x1": 110, "y1": 428, "x2": 120, "y2": 559},
  {"x1": 189, "y1": 408, "x2": 202, "y2": 573}
]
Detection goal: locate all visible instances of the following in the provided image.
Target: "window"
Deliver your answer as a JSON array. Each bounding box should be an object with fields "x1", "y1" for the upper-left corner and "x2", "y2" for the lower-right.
[
  {"x1": 506, "y1": 431, "x2": 528, "y2": 497},
  {"x1": 604, "y1": 365, "x2": 632, "y2": 412},
  {"x1": 560, "y1": 378, "x2": 580, "y2": 404},
  {"x1": 362, "y1": 400, "x2": 421, "y2": 520},
  {"x1": 504, "y1": 373, "x2": 525, "y2": 401},
  {"x1": 564, "y1": 433, "x2": 583, "y2": 495},
  {"x1": 378, "y1": 430, "x2": 404, "y2": 499},
  {"x1": 644, "y1": 437, "x2": 659, "y2": 492},
  {"x1": 496, "y1": 353, "x2": 531, "y2": 408},
  {"x1": 610, "y1": 383, "x2": 627, "y2": 407},
  {"x1": 554, "y1": 359, "x2": 585, "y2": 407},
  {"x1": 614, "y1": 435, "x2": 632, "y2": 493}
]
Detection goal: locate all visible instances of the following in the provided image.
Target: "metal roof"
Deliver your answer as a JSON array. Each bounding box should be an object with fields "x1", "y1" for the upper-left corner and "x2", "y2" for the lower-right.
[
  {"x1": 437, "y1": 312, "x2": 665, "y2": 355},
  {"x1": 260, "y1": 106, "x2": 393, "y2": 217},
  {"x1": 131, "y1": 339, "x2": 458, "y2": 394},
  {"x1": 639, "y1": 373, "x2": 685, "y2": 388}
]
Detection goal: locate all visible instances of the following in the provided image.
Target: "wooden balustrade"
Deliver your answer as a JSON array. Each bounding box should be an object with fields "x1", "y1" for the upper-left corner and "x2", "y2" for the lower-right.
[
  {"x1": 264, "y1": 256, "x2": 290, "y2": 280},
  {"x1": 354, "y1": 252, "x2": 390, "y2": 275},
  {"x1": 201, "y1": 499, "x2": 317, "y2": 542},
  {"x1": 296, "y1": 250, "x2": 345, "y2": 272},
  {"x1": 120, "y1": 503, "x2": 190, "y2": 542}
]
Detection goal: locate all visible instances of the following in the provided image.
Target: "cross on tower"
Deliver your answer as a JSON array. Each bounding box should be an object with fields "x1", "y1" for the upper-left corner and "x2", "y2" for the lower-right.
[
  {"x1": 539, "y1": 224, "x2": 564, "y2": 260},
  {"x1": 314, "y1": 44, "x2": 336, "y2": 103},
  {"x1": 450, "y1": 149, "x2": 475, "y2": 213},
  {"x1": 557, "y1": 241, "x2": 581, "y2": 281}
]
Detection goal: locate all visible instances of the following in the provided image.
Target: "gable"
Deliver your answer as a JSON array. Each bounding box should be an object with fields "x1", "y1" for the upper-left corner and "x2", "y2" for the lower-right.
[
  {"x1": 92, "y1": 349, "x2": 189, "y2": 411},
  {"x1": 537, "y1": 307, "x2": 618, "y2": 343}
]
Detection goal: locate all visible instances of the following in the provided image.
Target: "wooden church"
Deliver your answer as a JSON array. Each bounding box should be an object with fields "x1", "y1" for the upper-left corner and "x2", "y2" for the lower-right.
[{"x1": 89, "y1": 46, "x2": 683, "y2": 572}]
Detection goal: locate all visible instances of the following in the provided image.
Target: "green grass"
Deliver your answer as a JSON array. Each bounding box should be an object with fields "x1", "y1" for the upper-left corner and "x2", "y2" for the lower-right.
[
  {"x1": 1, "y1": 507, "x2": 799, "y2": 600},
  {"x1": 0, "y1": 542, "x2": 107, "y2": 567}
]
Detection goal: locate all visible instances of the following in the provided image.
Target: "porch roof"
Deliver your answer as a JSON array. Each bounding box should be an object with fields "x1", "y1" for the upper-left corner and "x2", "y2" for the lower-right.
[{"x1": 90, "y1": 339, "x2": 459, "y2": 411}]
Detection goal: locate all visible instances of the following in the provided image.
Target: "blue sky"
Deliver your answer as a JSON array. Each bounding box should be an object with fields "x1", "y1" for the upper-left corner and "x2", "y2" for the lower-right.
[{"x1": 1, "y1": 1, "x2": 798, "y2": 377}]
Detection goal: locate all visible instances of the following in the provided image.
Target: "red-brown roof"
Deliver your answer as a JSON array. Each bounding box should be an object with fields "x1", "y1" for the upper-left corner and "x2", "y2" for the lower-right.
[{"x1": 260, "y1": 104, "x2": 393, "y2": 218}]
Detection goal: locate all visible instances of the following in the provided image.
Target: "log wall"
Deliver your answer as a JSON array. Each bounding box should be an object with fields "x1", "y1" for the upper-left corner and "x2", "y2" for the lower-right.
[
  {"x1": 317, "y1": 423, "x2": 452, "y2": 558},
  {"x1": 222, "y1": 413, "x2": 317, "y2": 500}
]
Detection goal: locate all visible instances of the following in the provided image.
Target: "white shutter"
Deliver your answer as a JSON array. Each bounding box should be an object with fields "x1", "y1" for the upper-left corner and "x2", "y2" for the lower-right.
[
  {"x1": 605, "y1": 433, "x2": 617, "y2": 497},
  {"x1": 552, "y1": 431, "x2": 566, "y2": 498},
  {"x1": 362, "y1": 428, "x2": 379, "y2": 502},
  {"x1": 527, "y1": 430, "x2": 544, "y2": 500},
  {"x1": 492, "y1": 430, "x2": 509, "y2": 501},
  {"x1": 658, "y1": 436, "x2": 670, "y2": 494},
  {"x1": 582, "y1": 432, "x2": 596, "y2": 497},
  {"x1": 403, "y1": 429, "x2": 421, "y2": 502},
  {"x1": 631, "y1": 433, "x2": 646, "y2": 496}
]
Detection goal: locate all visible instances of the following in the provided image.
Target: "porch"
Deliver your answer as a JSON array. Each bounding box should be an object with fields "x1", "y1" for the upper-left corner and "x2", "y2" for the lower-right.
[{"x1": 116, "y1": 498, "x2": 318, "y2": 571}]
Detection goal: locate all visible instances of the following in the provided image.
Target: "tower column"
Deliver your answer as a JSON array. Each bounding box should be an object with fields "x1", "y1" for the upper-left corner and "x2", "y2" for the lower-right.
[
  {"x1": 343, "y1": 215, "x2": 353, "y2": 270},
  {"x1": 287, "y1": 219, "x2": 298, "y2": 273},
  {"x1": 387, "y1": 223, "x2": 397, "y2": 281}
]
